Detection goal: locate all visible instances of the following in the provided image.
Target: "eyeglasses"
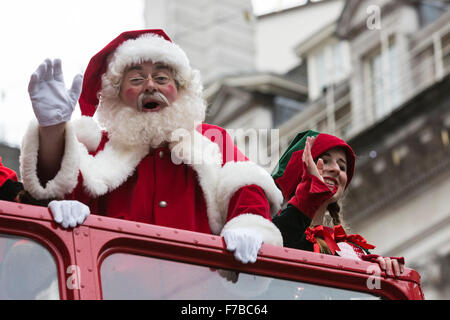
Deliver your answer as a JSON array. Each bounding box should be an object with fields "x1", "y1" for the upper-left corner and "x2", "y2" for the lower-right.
[{"x1": 126, "y1": 74, "x2": 173, "y2": 86}]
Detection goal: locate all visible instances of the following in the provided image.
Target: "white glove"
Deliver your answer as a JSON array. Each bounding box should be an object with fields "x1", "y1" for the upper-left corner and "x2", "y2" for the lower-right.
[
  {"x1": 48, "y1": 200, "x2": 90, "y2": 228},
  {"x1": 222, "y1": 228, "x2": 263, "y2": 264},
  {"x1": 28, "y1": 59, "x2": 83, "y2": 127}
]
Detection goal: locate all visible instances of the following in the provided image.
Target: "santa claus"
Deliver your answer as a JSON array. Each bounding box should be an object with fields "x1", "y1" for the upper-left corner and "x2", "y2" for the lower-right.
[{"x1": 20, "y1": 29, "x2": 283, "y2": 264}]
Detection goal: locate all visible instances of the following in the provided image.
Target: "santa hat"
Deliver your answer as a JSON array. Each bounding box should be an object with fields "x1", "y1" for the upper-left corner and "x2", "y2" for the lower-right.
[
  {"x1": 79, "y1": 29, "x2": 194, "y2": 117},
  {"x1": 272, "y1": 130, "x2": 356, "y2": 201}
]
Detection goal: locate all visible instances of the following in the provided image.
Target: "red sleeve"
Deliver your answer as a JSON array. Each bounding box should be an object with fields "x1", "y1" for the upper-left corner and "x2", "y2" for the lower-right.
[
  {"x1": 0, "y1": 157, "x2": 18, "y2": 186},
  {"x1": 198, "y1": 124, "x2": 273, "y2": 224},
  {"x1": 226, "y1": 184, "x2": 271, "y2": 223},
  {"x1": 361, "y1": 254, "x2": 405, "y2": 265},
  {"x1": 198, "y1": 123, "x2": 247, "y2": 164}
]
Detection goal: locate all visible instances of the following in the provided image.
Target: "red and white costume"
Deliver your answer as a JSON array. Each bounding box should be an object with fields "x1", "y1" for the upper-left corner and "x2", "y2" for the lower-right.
[{"x1": 20, "y1": 29, "x2": 283, "y2": 245}]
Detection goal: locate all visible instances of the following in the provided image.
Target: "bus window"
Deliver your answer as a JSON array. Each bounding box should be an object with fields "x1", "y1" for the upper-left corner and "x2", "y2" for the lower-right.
[
  {"x1": 0, "y1": 234, "x2": 59, "y2": 300},
  {"x1": 100, "y1": 252, "x2": 380, "y2": 300}
]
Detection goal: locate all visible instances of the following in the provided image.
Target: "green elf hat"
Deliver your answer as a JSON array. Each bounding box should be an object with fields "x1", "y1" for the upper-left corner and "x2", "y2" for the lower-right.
[{"x1": 271, "y1": 130, "x2": 356, "y2": 201}]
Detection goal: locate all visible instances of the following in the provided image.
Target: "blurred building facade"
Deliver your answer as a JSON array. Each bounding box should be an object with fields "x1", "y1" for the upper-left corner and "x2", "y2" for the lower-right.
[
  {"x1": 144, "y1": 0, "x2": 256, "y2": 84},
  {"x1": 334, "y1": 0, "x2": 450, "y2": 300},
  {"x1": 255, "y1": 0, "x2": 346, "y2": 74}
]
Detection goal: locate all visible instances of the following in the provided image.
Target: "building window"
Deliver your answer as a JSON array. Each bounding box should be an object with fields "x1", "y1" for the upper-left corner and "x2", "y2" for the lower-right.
[
  {"x1": 335, "y1": 103, "x2": 352, "y2": 138},
  {"x1": 311, "y1": 41, "x2": 350, "y2": 100},
  {"x1": 273, "y1": 96, "x2": 307, "y2": 127},
  {"x1": 333, "y1": 41, "x2": 348, "y2": 82},
  {"x1": 366, "y1": 37, "x2": 401, "y2": 120},
  {"x1": 417, "y1": 1, "x2": 449, "y2": 28},
  {"x1": 316, "y1": 49, "x2": 328, "y2": 94}
]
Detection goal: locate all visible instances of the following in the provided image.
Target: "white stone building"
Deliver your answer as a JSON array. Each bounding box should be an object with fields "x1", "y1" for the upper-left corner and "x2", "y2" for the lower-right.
[{"x1": 144, "y1": 0, "x2": 256, "y2": 84}]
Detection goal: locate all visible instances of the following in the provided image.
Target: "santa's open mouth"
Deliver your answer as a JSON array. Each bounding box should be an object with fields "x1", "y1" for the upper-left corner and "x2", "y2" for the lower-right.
[
  {"x1": 138, "y1": 93, "x2": 169, "y2": 113},
  {"x1": 143, "y1": 101, "x2": 161, "y2": 111}
]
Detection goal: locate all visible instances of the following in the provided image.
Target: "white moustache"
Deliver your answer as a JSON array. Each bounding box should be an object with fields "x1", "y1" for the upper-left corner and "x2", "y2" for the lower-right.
[{"x1": 137, "y1": 92, "x2": 170, "y2": 111}]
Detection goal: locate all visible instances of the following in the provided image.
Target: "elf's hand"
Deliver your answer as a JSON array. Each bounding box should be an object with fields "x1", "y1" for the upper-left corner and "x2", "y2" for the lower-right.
[
  {"x1": 28, "y1": 59, "x2": 83, "y2": 127},
  {"x1": 362, "y1": 254, "x2": 405, "y2": 278},
  {"x1": 48, "y1": 200, "x2": 90, "y2": 229},
  {"x1": 288, "y1": 136, "x2": 336, "y2": 218},
  {"x1": 303, "y1": 136, "x2": 325, "y2": 182}
]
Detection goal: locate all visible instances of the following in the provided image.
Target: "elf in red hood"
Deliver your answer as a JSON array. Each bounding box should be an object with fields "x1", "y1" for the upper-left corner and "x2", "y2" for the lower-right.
[
  {"x1": 272, "y1": 130, "x2": 405, "y2": 278},
  {"x1": 21, "y1": 29, "x2": 283, "y2": 264}
]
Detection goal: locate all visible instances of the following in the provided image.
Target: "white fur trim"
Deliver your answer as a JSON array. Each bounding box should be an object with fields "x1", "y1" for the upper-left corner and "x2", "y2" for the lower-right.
[
  {"x1": 169, "y1": 129, "x2": 224, "y2": 234},
  {"x1": 169, "y1": 130, "x2": 284, "y2": 234},
  {"x1": 20, "y1": 121, "x2": 80, "y2": 200},
  {"x1": 220, "y1": 213, "x2": 283, "y2": 247},
  {"x1": 78, "y1": 138, "x2": 148, "y2": 197},
  {"x1": 216, "y1": 161, "x2": 283, "y2": 218},
  {"x1": 63, "y1": 116, "x2": 149, "y2": 197},
  {"x1": 110, "y1": 33, "x2": 190, "y2": 79},
  {"x1": 73, "y1": 116, "x2": 102, "y2": 152}
]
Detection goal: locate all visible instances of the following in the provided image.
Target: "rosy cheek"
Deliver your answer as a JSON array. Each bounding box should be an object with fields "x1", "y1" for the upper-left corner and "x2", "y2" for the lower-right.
[
  {"x1": 164, "y1": 84, "x2": 177, "y2": 96},
  {"x1": 124, "y1": 88, "x2": 140, "y2": 99}
]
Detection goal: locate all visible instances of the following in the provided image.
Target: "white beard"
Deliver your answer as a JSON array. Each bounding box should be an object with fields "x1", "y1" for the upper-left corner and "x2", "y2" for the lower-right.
[{"x1": 96, "y1": 90, "x2": 206, "y2": 149}]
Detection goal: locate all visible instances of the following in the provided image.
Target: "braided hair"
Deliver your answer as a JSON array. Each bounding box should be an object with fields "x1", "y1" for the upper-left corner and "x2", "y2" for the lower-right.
[
  {"x1": 327, "y1": 202, "x2": 341, "y2": 226},
  {"x1": 312, "y1": 202, "x2": 346, "y2": 254}
]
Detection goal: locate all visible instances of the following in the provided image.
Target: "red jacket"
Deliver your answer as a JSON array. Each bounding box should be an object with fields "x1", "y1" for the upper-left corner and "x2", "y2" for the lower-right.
[{"x1": 20, "y1": 119, "x2": 283, "y2": 245}]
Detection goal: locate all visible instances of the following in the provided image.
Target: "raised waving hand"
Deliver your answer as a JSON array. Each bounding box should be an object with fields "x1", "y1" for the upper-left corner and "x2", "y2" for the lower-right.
[
  {"x1": 302, "y1": 136, "x2": 325, "y2": 182},
  {"x1": 28, "y1": 59, "x2": 83, "y2": 126}
]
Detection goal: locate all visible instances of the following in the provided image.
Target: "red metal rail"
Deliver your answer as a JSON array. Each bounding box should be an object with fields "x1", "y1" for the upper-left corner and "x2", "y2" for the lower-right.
[{"x1": 0, "y1": 200, "x2": 424, "y2": 300}]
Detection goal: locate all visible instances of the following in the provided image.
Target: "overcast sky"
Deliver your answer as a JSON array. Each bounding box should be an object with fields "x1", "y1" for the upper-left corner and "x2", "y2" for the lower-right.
[{"x1": 0, "y1": 0, "x2": 307, "y2": 147}]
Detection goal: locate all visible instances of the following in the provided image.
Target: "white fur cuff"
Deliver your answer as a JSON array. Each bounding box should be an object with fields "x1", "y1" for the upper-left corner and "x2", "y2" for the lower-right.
[
  {"x1": 220, "y1": 213, "x2": 283, "y2": 247},
  {"x1": 216, "y1": 161, "x2": 283, "y2": 218},
  {"x1": 20, "y1": 121, "x2": 80, "y2": 200},
  {"x1": 73, "y1": 116, "x2": 102, "y2": 152}
]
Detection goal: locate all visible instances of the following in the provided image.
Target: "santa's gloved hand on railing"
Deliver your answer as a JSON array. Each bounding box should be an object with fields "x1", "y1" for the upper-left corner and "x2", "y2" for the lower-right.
[
  {"x1": 48, "y1": 200, "x2": 90, "y2": 229},
  {"x1": 222, "y1": 228, "x2": 263, "y2": 264}
]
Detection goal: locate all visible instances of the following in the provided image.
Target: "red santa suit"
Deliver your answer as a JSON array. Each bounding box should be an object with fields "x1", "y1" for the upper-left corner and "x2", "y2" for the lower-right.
[{"x1": 20, "y1": 29, "x2": 283, "y2": 245}]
